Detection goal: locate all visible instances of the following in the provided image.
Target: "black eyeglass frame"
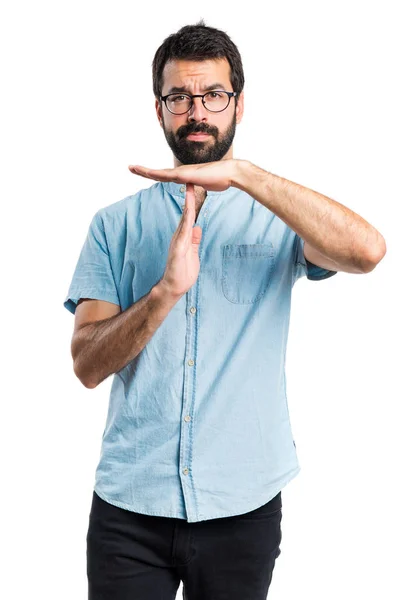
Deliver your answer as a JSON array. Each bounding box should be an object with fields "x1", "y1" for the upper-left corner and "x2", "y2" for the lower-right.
[{"x1": 159, "y1": 91, "x2": 238, "y2": 115}]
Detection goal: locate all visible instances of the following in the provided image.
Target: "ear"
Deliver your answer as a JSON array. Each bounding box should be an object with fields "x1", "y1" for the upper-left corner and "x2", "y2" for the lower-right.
[
  {"x1": 155, "y1": 97, "x2": 163, "y2": 127},
  {"x1": 235, "y1": 90, "x2": 244, "y2": 125}
]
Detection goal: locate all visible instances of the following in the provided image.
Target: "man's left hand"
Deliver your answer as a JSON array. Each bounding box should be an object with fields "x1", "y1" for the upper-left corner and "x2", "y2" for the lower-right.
[{"x1": 128, "y1": 158, "x2": 248, "y2": 192}]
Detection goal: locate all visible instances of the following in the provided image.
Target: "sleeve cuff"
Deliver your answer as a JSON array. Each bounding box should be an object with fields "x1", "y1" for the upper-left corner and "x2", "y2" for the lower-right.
[{"x1": 63, "y1": 288, "x2": 120, "y2": 315}]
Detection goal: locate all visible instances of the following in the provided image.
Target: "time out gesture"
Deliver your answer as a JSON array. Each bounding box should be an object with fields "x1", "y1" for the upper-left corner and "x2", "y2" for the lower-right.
[
  {"x1": 128, "y1": 158, "x2": 386, "y2": 296},
  {"x1": 128, "y1": 159, "x2": 246, "y2": 299}
]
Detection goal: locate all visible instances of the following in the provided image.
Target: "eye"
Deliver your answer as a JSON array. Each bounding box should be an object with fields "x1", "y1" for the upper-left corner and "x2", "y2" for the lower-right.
[{"x1": 170, "y1": 94, "x2": 189, "y2": 102}]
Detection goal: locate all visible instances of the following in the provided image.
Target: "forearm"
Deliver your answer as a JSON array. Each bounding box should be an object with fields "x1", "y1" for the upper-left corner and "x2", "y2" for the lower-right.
[
  {"x1": 234, "y1": 160, "x2": 386, "y2": 270},
  {"x1": 73, "y1": 281, "x2": 183, "y2": 388}
]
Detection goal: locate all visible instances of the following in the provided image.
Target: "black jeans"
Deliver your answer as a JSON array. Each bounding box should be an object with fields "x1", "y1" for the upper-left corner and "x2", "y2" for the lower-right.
[{"x1": 87, "y1": 489, "x2": 282, "y2": 600}]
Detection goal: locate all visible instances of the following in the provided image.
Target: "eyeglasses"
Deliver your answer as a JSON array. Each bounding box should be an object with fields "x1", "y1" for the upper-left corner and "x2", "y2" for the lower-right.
[{"x1": 160, "y1": 91, "x2": 237, "y2": 115}]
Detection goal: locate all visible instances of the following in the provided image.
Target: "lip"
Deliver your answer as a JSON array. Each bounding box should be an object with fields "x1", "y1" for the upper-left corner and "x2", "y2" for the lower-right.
[{"x1": 186, "y1": 133, "x2": 210, "y2": 140}]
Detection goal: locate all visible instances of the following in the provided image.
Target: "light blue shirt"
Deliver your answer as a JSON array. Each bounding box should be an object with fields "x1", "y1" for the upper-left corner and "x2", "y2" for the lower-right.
[{"x1": 64, "y1": 180, "x2": 337, "y2": 522}]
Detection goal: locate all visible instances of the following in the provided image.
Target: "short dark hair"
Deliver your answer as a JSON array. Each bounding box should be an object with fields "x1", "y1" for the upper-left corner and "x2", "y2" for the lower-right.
[{"x1": 152, "y1": 19, "x2": 245, "y2": 107}]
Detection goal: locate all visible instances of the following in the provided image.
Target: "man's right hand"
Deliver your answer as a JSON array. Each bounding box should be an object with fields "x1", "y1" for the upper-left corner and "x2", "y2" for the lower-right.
[{"x1": 159, "y1": 182, "x2": 203, "y2": 298}]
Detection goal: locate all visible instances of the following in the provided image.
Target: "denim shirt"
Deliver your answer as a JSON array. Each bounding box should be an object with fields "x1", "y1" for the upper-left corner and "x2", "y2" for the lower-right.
[{"x1": 63, "y1": 180, "x2": 337, "y2": 522}]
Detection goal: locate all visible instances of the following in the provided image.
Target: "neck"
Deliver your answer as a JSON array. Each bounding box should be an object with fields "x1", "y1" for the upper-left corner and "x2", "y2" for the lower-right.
[{"x1": 194, "y1": 185, "x2": 207, "y2": 202}]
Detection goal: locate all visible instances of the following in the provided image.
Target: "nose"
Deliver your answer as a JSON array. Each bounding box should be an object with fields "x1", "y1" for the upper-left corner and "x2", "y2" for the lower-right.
[{"x1": 187, "y1": 96, "x2": 209, "y2": 122}]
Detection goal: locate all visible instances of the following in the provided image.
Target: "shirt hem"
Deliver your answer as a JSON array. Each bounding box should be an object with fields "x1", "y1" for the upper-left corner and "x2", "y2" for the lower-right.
[
  {"x1": 93, "y1": 487, "x2": 188, "y2": 519},
  {"x1": 93, "y1": 465, "x2": 301, "y2": 523}
]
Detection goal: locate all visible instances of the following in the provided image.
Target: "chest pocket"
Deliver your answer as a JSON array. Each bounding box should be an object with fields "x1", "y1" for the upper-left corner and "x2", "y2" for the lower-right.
[{"x1": 221, "y1": 243, "x2": 275, "y2": 304}]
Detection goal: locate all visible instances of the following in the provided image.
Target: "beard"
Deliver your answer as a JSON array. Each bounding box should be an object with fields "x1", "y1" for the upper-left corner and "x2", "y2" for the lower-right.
[{"x1": 161, "y1": 111, "x2": 237, "y2": 165}]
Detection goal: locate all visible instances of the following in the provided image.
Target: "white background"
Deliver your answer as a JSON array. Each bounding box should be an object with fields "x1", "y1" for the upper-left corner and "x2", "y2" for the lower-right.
[{"x1": 1, "y1": 1, "x2": 399, "y2": 598}]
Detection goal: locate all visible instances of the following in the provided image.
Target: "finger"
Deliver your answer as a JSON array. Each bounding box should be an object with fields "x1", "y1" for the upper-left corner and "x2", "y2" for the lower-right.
[
  {"x1": 183, "y1": 183, "x2": 195, "y2": 215},
  {"x1": 182, "y1": 183, "x2": 195, "y2": 234},
  {"x1": 128, "y1": 165, "x2": 150, "y2": 177},
  {"x1": 174, "y1": 190, "x2": 191, "y2": 237},
  {"x1": 175, "y1": 185, "x2": 194, "y2": 239},
  {"x1": 128, "y1": 165, "x2": 176, "y2": 182}
]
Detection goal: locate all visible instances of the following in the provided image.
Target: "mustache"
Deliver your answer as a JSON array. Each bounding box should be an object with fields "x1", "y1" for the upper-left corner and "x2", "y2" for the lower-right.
[{"x1": 179, "y1": 125, "x2": 217, "y2": 138}]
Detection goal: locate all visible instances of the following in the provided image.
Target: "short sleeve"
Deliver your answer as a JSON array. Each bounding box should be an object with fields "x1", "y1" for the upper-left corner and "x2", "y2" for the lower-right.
[
  {"x1": 63, "y1": 211, "x2": 120, "y2": 315},
  {"x1": 293, "y1": 234, "x2": 338, "y2": 282}
]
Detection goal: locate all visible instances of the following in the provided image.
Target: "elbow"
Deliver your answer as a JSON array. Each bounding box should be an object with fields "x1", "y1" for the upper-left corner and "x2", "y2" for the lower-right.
[
  {"x1": 82, "y1": 379, "x2": 98, "y2": 389},
  {"x1": 71, "y1": 332, "x2": 98, "y2": 389},
  {"x1": 73, "y1": 359, "x2": 97, "y2": 389},
  {"x1": 361, "y1": 238, "x2": 387, "y2": 273}
]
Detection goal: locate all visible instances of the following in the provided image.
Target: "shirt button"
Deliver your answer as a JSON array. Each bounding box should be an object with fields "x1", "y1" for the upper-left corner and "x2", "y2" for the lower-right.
[
  {"x1": 190, "y1": 307, "x2": 196, "y2": 314},
  {"x1": 184, "y1": 415, "x2": 191, "y2": 422},
  {"x1": 180, "y1": 185, "x2": 186, "y2": 193},
  {"x1": 188, "y1": 359, "x2": 195, "y2": 366},
  {"x1": 183, "y1": 467, "x2": 189, "y2": 475}
]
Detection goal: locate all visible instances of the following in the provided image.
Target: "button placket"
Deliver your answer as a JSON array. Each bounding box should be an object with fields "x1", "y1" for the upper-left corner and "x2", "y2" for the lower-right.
[
  {"x1": 177, "y1": 189, "x2": 217, "y2": 520},
  {"x1": 180, "y1": 287, "x2": 198, "y2": 514}
]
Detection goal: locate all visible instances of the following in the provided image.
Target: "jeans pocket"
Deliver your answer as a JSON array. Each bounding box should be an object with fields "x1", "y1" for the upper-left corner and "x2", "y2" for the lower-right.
[{"x1": 221, "y1": 242, "x2": 275, "y2": 304}]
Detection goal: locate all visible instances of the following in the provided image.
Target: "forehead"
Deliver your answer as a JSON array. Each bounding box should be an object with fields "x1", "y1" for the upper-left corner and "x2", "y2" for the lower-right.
[{"x1": 162, "y1": 58, "x2": 231, "y2": 94}]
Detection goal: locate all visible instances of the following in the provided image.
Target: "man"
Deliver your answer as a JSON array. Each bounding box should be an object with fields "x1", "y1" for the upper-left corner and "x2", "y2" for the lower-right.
[{"x1": 64, "y1": 20, "x2": 386, "y2": 600}]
